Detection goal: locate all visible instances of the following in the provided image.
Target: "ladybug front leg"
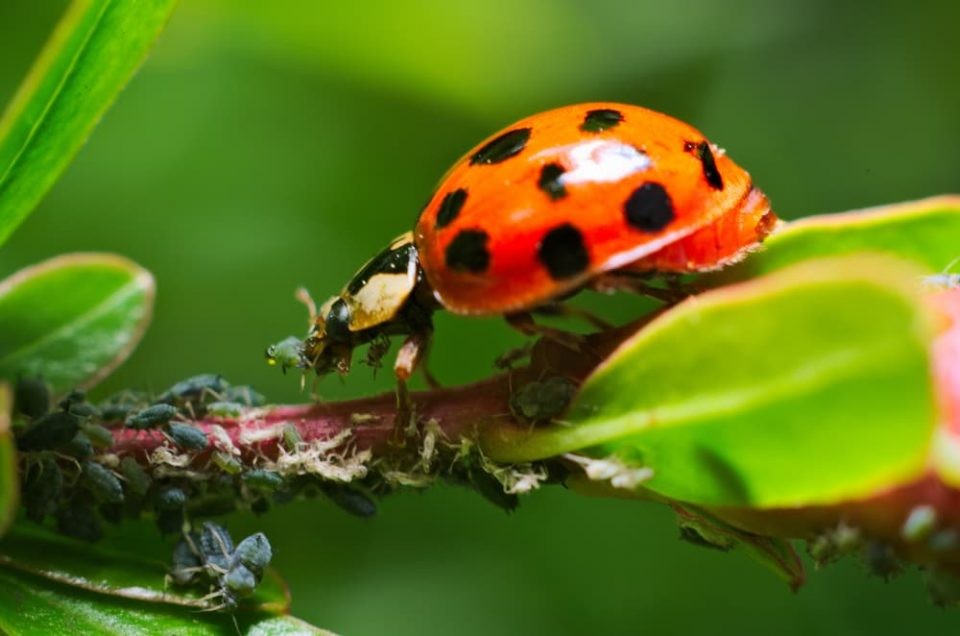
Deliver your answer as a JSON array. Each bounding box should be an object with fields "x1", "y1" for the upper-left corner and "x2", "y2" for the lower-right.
[
  {"x1": 391, "y1": 329, "x2": 434, "y2": 444},
  {"x1": 504, "y1": 312, "x2": 585, "y2": 351}
]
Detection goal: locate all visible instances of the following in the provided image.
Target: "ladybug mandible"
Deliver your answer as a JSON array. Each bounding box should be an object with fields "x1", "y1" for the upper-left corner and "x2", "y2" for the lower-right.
[{"x1": 269, "y1": 103, "x2": 777, "y2": 386}]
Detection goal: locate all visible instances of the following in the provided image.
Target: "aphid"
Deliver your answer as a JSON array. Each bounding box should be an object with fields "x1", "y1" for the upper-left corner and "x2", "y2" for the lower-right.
[
  {"x1": 280, "y1": 423, "x2": 302, "y2": 452},
  {"x1": 59, "y1": 389, "x2": 100, "y2": 419},
  {"x1": 57, "y1": 502, "x2": 103, "y2": 542},
  {"x1": 119, "y1": 456, "x2": 152, "y2": 496},
  {"x1": 125, "y1": 404, "x2": 178, "y2": 430},
  {"x1": 274, "y1": 103, "x2": 775, "y2": 402},
  {"x1": 322, "y1": 484, "x2": 377, "y2": 518},
  {"x1": 16, "y1": 411, "x2": 80, "y2": 451},
  {"x1": 264, "y1": 336, "x2": 304, "y2": 373},
  {"x1": 199, "y1": 521, "x2": 235, "y2": 572},
  {"x1": 223, "y1": 564, "x2": 257, "y2": 598},
  {"x1": 212, "y1": 450, "x2": 243, "y2": 475},
  {"x1": 166, "y1": 422, "x2": 209, "y2": 450},
  {"x1": 901, "y1": 505, "x2": 937, "y2": 542},
  {"x1": 81, "y1": 461, "x2": 124, "y2": 504},
  {"x1": 169, "y1": 535, "x2": 203, "y2": 586},
  {"x1": 509, "y1": 376, "x2": 577, "y2": 422},
  {"x1": 231, "y1": 532, "x2": 272, "y2": 576},
  {"x1": 157, "y1": 374, "x2": 229, "y2": 404},
  {"x1": 98, "y1": 390, "x2": 151, "y2": 422},
  {"x1": 242, "y1": 469, "x2": 284, "y2": 492},
  {"x1": 205, "y1": 401, "x2": 245, "y2": 418},
  {"x1": 156, "y1": 486, "x2": 188, "y2": 510},
  {"x1": 14, "y1": 376, "x2": 50, "y2": 418},
  {"x1": 221, "y1": 386, "x2": 266, "y2": 407},
  {"x1": 63, "y1": 431, "x2": 94, "y2": 459},
  {"x1": 23, "y1": 457, "x2": 63, "y2": 523},
  {"x1": 81, "y1": 422, "x2": 115, "y2": 449}
]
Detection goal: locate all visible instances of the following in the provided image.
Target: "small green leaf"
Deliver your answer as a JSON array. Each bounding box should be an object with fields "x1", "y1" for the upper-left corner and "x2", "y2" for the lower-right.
[
  {"x1": 484, "y1": 256, "x2": 938, "y2": 509},
  {"x1": 0, "y1": 567, "x2": 328, "y2": 635},
  {"x1": 0, "y1": 524, "x2": 289, "y2": 612},
  {"x1": 0, "y1": 385, "x2": 17, "y2": 537},
  {"x1": 0, "y1": 253, "x2": 154, "y2": 393},
  {"x1": 722, "y1": 195, "x2": 960, "y2": 280},
  {"x1": 0, "y1": 0, "x2": 179, "y2": 247}
]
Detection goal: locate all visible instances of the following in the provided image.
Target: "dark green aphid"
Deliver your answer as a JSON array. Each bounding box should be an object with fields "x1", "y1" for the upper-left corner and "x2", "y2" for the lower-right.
[
  {"x1": 16, "y1": 411, "x2": 80, "y2": 451},
  {"x1": 322, "y1": 484, "x2": 377, "y2": 518},
  {"x1": 167, "y1": 423, "x2": 209, "y2": 450},
  {"x1": 125, "y1": 404, "x2": 177, "y2": 430},
  {"x1": 169, "y1": 535, "x2": 202, "y2": 585},
  {"x1": 232, "y1": 533, "x2": 272, "y2": 576},
  {"x1": 156, "y1": 508, "x2": 184, "y2": 535},
  {"x1": 469, "y1": 469, "x2": 519, "y2": 513},
  {"x1": 212, "y1": 450, "x2": 242, "y2": 475},
  {"x1": 187, "y1": 492, "x2": 237, "y2": 517},
  {"x1": 509, "y1": 376, "x2": 577, "y2": 423},
  {"x1": 57, "y1": 502, "x2": 102, "y2": 542},
  {"x1": 120, "y1": 456, "x2": 152, "y2": 496},
  {"x1": 205, "y1": 401, "x2": 244, "y2": 418},
  {"x1": 156, "y1": 486, "x2": 188, "y2": 510},
  {"x1": 222, "y1": 385, "x2": 266, "y2": 407},
  {"x1": 23, "y1": 457, "x2": 63, "y2": 523},
  {"x1": 81, "y1": 423, "x2": 115, "y2": 449},
  {"x1": 863, "y1": 541, "x2": 902, "y2": 581},
  {"x1": 224, "y1": 564, "x2": 257, "y2": 597},
  {"x1": 59, "y1": 390, "x2": 100, "y2": 419},
  {"x1": 200, "y1": 522, "x2": 235, "y2": 571},
  {"x1": 158, "y1": 374, "x2": 229, "y2": 404},
  {"x1": 265, "y1": 336, "x2": 304, "y2": 373},
  {"x1": 250, "y1": 497, "x2": 270, "y2": 515},
  {"x1": 63, "y1": 432, "x2": 94, "y2": 459},
  {"x1": 82, "y1": 461, "x2": 124, "y2": 503},
  {"x1": 99, "y1": 390, "x2": 150, "y2": 422},
  {"x1": 14, "y1": 376, "x2": 50, "y2": 418},
  {"x1": 242, "y1": 469, "x2": 284, "y2": 491}
]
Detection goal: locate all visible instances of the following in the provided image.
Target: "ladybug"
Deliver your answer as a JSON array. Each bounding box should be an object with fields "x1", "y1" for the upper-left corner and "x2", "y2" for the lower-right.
[{"x1": 269, "y1": 103, "x2": 777, "y2": 386}]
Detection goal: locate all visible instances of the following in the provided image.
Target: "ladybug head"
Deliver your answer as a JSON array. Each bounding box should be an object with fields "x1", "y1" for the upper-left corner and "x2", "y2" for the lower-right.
[{"x1": 292, "y1": 233, "x2": 429, "y2": 378}]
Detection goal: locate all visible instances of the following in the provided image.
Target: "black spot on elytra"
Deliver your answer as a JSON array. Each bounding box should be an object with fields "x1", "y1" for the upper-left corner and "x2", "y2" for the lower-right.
[
  {"x1": 624, "y1": 183, "x2": 675, "y2": 232},
  {"x1": 689, "y1": 140, "x2": 724, "y2": 190},
  {"x1": 445, "y1": 230, "x2": 490, "y2": 273},
  {"x1": 538, "y1": 224, "x2": 589, "y2": 280},
  {"x1": 538, "y1": 163, "x2": 567, "y2": 200},
  {"x1": 436, "y1": 188, "x2": 468, "y2": 228},
  {"x1": 346, "y1": 241, "x2": 416, "y2": 295},
  {"x1": 581, "y1": 108, "x2": 623, "y2": 133},
  {"x1": 470, "y1": 128, "x2": 531, "y2": 165}
]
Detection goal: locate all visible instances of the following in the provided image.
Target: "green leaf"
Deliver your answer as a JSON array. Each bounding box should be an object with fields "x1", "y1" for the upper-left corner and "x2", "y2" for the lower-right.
[
  {"x1": 0, "y1": 524, "x2": 290, "y2": 612},
  {"x1": 0, "y1": 253, "x2": 155, "y2": 393},
  {"x1": 0, "y1": 566, "x2": 329, "y2": 635},
  {"x1": 721, "y1": 195, "x2": 960, "y2": 280},
  {"x1": 0, "y1": 0, "x2": 178, "y2": 247},
  {"x1": 483, "y1": 256, "x2": 938, "y2": 508},
  {"x1": 0, "y1": 385, "x2": 17, "y2": 537}
]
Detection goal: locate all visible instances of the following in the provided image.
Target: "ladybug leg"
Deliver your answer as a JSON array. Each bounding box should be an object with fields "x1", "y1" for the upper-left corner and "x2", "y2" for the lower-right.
[
  {"x1": 504, "y1": 312, "x2": 585, "y2": 351},
  {"x1": 534, "y1": 303, "x2": 614, "y2": 331},
  {"x1": 391, "y1": 330, "x2": 433, "y2": 443},
  {"x1": 592, "y1": 272, "x2": 695, "y2": 305}
]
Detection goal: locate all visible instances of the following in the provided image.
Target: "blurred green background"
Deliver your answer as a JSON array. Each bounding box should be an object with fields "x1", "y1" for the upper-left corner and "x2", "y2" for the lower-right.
[{"x1": 2, "y1": 1, "x2": 960, "y2": 633}]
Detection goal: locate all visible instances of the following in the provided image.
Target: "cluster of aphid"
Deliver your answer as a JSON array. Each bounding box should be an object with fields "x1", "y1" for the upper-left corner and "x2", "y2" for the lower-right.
[{"x1": 169, "y1": 521, "x2": 272, "y2": 610}]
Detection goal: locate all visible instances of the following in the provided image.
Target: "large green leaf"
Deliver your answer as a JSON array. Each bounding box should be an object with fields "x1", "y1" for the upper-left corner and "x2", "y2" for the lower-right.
[
  {"x1": 0, "y1": 253, "x2": 155, "y2": 393},
  {"x1": 0, "y1": 385, "x2": 16, "y2": 537},
  {"x1": 0, "y1": 524, "x2": 334, "y2": 635},
  {"x1": 0, "y1": 567, "x2": 329, "y2": 635},
  {"x1": 483, "y1": 256, "x2": 937, "y2": 508},
  {"x1": 0, "y1": 0, "x2": 178, "y2": 247},
  {"x1": 0, "y1": 524, "x2": 288, "y2": 612},
  {"x1": 722, "y1": 195, "x2": 960, "y2": 280}
]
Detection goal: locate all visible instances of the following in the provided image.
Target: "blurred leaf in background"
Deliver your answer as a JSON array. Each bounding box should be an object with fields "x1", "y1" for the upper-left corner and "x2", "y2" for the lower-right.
[{"x1": 1, "y1": 0, "x2": 958, "y2": 634}]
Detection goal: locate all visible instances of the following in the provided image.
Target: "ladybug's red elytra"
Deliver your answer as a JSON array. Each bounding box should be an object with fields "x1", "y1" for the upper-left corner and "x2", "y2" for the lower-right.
[{"x1": 270, "y1": 103, "x2": 777, "y2": 387}]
